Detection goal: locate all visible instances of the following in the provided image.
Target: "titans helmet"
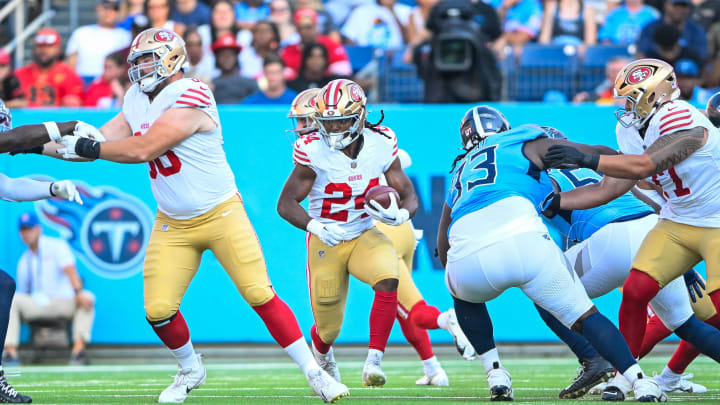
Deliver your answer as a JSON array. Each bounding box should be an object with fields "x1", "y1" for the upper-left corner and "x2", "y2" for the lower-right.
[
  {"x1": 459, "y1": 105, "x2": 510, "y2": 151},
  {"x1": 706, "y1": 91, "x2": 720, "y2": 127}
]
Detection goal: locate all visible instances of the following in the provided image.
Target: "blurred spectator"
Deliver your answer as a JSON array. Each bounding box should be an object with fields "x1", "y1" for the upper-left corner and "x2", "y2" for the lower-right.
[
  {"x1": 243, "y1": 55, "x2": 298, "y2": 104},
  {"x1": 644, "y1": 23, "x2": 704, "y2": 99},
  {"x1": 692, "y1": 0, "x2": 720, "y2": 31},
  {"x1": 403, "y1": 0, "x2": 439, "y2": 63},
  {"x1": 341, "y1": 0, "x2": 411, "y2": 49},
  {"x1": 15, "y1": 29, "x2": 84, "y2": 107},
  {"x1": 635, "y1": 0, "x2": 707, "y2": 59},
  {"x1": 66, "y1": 0, "x2": 132, "y2": 83},
  {"x1": 184, "y1": 27, "x2": 215, "y2": 84},
  {"x1": 539, "y1": 0, "x2": 597, "y2": 45},
  {"x1": 145, "y1": 0, "x2": 185, "y2": 36},
  {"x1": 0, "y1": 50, "x2": 25, "y2": 108},
  {"x1": 287, "y1": 42, "x2": 348, "y2": 92},
  {"x1": 211, "y1": 33, "x2": 258, "y2": 104},
  {"x1": 118, "y1": 0, "x2": 145, "y2": 31},
  {"x1": 171, "y1": 0, "x2": 212, "y2": 26},
  {"x1": 235, "y1": 0, "x2": 270, "y2": 31},
  {"x1": 269, "y1": 0, "x2": 300, "y2": 46},
  {"x1": 490, "y1": 0, "x2": 543, "y2": 49},
  {"x1": 586, "y1": 0, "x2": 621, "y2": 26},
  {"x1": 675, "y1": 58, "x2": 704, "y2": 100},
  {"x1": 296, "y1": 0, "x2": 342, "y2": 42},
  {"x1": 572, "y1": 55, "x2": 629, "y2": 103},
  {"x1": 199, "y1": 0, "x2": 249, "y2": 78},
  {"x1": 240, "y1": 20, "x2": 281, "y2": 79},
  {"x1": 3, "y1": 213, "x2": 95, "y2": 366},
  {"x1": 83, "y1": 51, "x2": 128, "y2": 108},
  {"x1": 598, "y1": 0, "x2": 660, "y2": 44},
  {"x1": 281, "y1": 8, "x2": 352, "y2": 80}
]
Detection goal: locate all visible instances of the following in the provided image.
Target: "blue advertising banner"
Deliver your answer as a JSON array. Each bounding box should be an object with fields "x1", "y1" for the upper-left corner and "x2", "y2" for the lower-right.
[{"x1": 0, "y1": 104, "x2": 675, "y2": 344}]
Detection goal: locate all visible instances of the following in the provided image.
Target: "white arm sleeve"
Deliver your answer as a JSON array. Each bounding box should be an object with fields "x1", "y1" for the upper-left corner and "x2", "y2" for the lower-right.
[{"x1": 0, "y1": 173, "x2": 52, "y2": 202}]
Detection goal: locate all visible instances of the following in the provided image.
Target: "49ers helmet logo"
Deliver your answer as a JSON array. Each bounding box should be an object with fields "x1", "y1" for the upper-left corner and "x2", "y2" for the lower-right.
[
  {"x1": 350, "y1": 84, "x2": 363, "y2": 102},
  {"x1": 154, "y1": 30, "x2": 174, "y2": 42},
  {"x1": 627, "y1": 67, "x2": 652, "y2": 84}
]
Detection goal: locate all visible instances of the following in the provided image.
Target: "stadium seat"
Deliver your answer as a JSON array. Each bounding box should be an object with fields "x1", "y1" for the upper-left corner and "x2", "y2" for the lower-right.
[
  {"x1": 510, "y1": 45, "x2": 579, "y2": 102},
  {"x1": 378, "y1": 47, "x2": 424, "y2": 103},
  {"x1": 579, "y1": 45, "x2": 632, "y2": 93},
  {"x1": 345, "y1": 45, "x2": 379, "y2": 73}
]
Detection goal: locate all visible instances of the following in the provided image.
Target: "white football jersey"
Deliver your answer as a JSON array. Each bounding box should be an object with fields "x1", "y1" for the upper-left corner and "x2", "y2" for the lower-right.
[
  {"x1": 616, "y1": 99, "x2": 720, "y2": 227},
  {"x1": 122, "y1": 78, "x2": 237, "y2": 220},
  {"x1": 293, "y1": 126, "x2": 399, "y2": 239}
]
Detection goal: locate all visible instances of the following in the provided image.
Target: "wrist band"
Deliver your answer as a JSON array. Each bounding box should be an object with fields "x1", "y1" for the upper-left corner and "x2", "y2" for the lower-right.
[
  {"x1": 43, "y1": 121, "x2": 62, "y2": 141},
  {"x1": 49, "y1": 182, "x2": 56, "y2": 197},
  {"x1": 76, "y1": 137, "x2": 101, "y2": 159}
]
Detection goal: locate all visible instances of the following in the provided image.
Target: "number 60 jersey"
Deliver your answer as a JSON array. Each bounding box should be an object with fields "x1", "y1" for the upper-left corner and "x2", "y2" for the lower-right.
[
  {"x1": 616, "y1": 99, "x2": 720, "y2": 227},
  {"x1": 123, "y1": 78, "x2": 237, "y2": 220},
  {"x1": 293, "y1": 127, "x2": 399, "y2": 240}
]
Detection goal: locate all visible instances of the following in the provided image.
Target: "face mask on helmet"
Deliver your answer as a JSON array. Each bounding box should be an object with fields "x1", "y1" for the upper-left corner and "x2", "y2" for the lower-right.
[
  {"x1": 127, "y1": 29, "x2": 187, "y2": 93},
  {"x1": 459, "y1": 106, "x2": 510, "y2": 150},
  {"x1": 613, "y1": 60, "x2": 679, "y2": 129},
  {"x1": 707, "y1": 92, "x2": 720, "y2": 127},
  {"x1": 314, "y1": 113, "x2": 363, "y2": 151},
  {"x1": 0, "y1": 100, "x2": 11, "y2": 133},
  {"x1": 614, "y1": 92, "x2": 647, "y2": 129},
  {"x1": 289, "y1": 116, "x2": 317, "y2": 136}
]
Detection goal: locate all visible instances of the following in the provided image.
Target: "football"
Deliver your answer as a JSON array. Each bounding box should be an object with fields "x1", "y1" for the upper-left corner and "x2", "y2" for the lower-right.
[{"x1": 365, "y1": 185, "x2": 400, "y2": 209}]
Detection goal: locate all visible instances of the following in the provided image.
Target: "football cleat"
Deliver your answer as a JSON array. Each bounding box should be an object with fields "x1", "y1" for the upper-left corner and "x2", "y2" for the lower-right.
[
  {"x1": 633, "y1": 375, "x2": 667, "y2": 402},
  {"x1": 602, "y1": 374, "x2": 632, "y2": 402},
  {"x1": 559, "y1": 356, "x2": 614, "y2": 399},
  {"x1": 487, "y1": 362, "x2": 513, "y2": 401},
  {"x1": 0, "y1": 371, "x2": 31, "y2": 403},
  {"x1": 312, "y1": 345, "x2": 341, "y2": 383},
  {"x1": 653, "y1": 372, "x2": 707, "y2": 393},
  {"x1": 307, "y1": 368, "x2": 349, "y2": 403},
  {"x1": 589, "y1": 382, "x2": 607, "y2": 395},
  {"x1": 158, "y1": 354, "x2": 206, "y2": 403},
  {"x1": 445, "y1": 309, "x2": 477, "y2": 360},
  {"x1": 362, "y1": 359, "x2": 386, "y2": 387},
  {"x1": 415, "y1": 367, "x2": 449, "y2": 386}
]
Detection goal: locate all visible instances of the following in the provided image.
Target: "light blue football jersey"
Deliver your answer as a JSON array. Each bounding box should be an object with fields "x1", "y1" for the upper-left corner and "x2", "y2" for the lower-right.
[
  {"x1": 546, "y1": 168, "x2": 655, "y2": 242},
  {"x1": 446, "y1": 125, "x2": 553, "y2": 228}
]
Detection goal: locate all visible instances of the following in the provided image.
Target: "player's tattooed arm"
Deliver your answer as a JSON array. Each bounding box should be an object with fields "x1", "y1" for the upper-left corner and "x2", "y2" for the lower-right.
[
  {"x1": 436, "y1": 203, "x2": 452, "y2": 268},
  {"x1": 644, "y1": 126, "x2": 706, "y2": 172},
  {"x1": 277, "y1": 164, "x2": 318, "y2": 230},
  {"x1": 0, "y1": 122, "x2": 77, "y2": 154},
  {"x1": 384, "y1": 158, "x2": 418, "y2": 218}
]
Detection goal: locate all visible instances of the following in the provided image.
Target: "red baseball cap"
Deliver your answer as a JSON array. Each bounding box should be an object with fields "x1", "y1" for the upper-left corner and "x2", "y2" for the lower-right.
[
  {"x1": 0, "y1": 49, "x2": 9, "y2": 65},
  {"x1": 294, "y1": 8, "x2": 318, "y2": 26},
  {"x1": 210, "y1": 33, "x2": 242, "y2": 53},
  {"x1": 35, "y1": 28, "x2": 61, "y2": 46}
]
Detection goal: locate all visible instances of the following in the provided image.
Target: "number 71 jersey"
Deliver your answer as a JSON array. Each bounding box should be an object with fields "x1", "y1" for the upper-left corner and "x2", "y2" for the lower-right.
[
  {"x1": 293, "y1": 127, "x2": 399, "y2": 239},
  {"x1": 123, "y1": 78, "x2": 237, "y2": 220}
]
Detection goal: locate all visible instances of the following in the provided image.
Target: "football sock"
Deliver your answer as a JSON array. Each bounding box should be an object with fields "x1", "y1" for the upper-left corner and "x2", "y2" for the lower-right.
[
  {"x1": 667, "y1": 340, "x2": 699, "y2": 374},
  {"x1": 0, "y1": 270, "x2": 15, "y2": 364},
  {"x1": 170, "y1": 340, "x2": 199, "y2": 370},
  {"x1": 366, "y1": 348, "x2": 383, "y2": 364},
  {"x1": 535, "y1": 304, "x2": 598, "y2": 361},
  {"x1": 673, "y1": 314, "x2": 720, "y2": 363},
  {"x1": 638, "y1": 314, "x2": 672, "y2": 359},
  {"x1": 436, "y1": 311, "x2": 450, "y2": 330},
  {"x1": 252, "y1": 295, "x2": 303, "y2": 348},
  {"x1": 422, "y1": 356, "x2": 442, "y2": 377},
  {"x1": 368, "y1": 291, "x2": 397, "y2": 352},
  {"x1": 408, "y1": 300, "x2": 442, "y2": 330},
  {"x1": 453, "y1": 297, "x2": 495, "y2": 354},
  {"x1": 479, "y1": 348, "x2": 501, "y2": 373},
  {"x1": 659, "y1": 365, "x2": 682, "y2": 382},
  {"x1": 397, "y1": 313, "x2": 434, "y2": 360},
  {"x1": 148, "y1": 311, "x2": 190, "y2": 350},
  {"x1": 284, "y1": 337, "x2": 320, "y2": 377},
  {"x1": 619, "y1": 270, "x2": 659, "y2": 357},
  {"x1": 621, "y1": 363, "x2": 645, "y2": 385},
  {"x1": 580, "y1": 312, "x2": 636, "y2": 374},
  {"x1": 310, "y1": 324, "x2": 332, "y2": 354}
]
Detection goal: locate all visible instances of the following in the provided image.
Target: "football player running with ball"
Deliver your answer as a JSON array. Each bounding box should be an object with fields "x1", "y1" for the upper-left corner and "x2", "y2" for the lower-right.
[
  {"x1": 278, "y1": 79, "x2": 417, "y2": 387},
  {"x1": 286, "y1": 90, "x2": 474, "y2": 386},
  {"x1": 49, "y1": 29, "x2": 348, "y2": 404}
]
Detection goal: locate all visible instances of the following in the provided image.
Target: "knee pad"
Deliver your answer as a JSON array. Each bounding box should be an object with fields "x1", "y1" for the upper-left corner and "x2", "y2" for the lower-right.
[
  {"x1": 145, "y1": 301, "x2": 175, "y2": 324},
  {"x1": 314, "y1": 275, "x2": 341, "y2": 305},
  {"x1": 243, "y1": 285, "x2": 274, "y2": 307}
]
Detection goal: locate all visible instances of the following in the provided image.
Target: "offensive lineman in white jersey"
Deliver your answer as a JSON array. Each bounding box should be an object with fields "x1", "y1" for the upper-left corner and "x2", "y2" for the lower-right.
[
  {"x1": 543, "y1": 58, "x2": 720, "y2": 370},
  {"x1": 50, "y1": 28, "x2": 348, "y2": 403}
]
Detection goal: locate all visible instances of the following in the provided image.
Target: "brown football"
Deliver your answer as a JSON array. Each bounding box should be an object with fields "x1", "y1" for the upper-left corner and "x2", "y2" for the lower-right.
[{"x1": 365, "y1": 185, "x2": 400, "y2": 209}]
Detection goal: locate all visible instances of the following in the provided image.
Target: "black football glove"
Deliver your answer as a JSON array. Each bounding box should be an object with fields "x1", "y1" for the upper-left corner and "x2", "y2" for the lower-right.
[
  {"x1": 540, "y1": 192, "x2": 562, "y2": 218},
  {"x1": 543, "y1": 145, "x2": 600, "y2": 170}
]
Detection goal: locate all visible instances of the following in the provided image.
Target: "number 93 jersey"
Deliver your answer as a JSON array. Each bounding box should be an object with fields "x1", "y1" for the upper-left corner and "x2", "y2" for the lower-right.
[
  {"x1": 293, "y1": 127, "x2": 399, "y2": 239},
  {"x1": 616, "y1": 99, "x2": 720, "y2": 227},
  {"x1": 123, "y1": 78, "x2": 237, "y2": 220}
]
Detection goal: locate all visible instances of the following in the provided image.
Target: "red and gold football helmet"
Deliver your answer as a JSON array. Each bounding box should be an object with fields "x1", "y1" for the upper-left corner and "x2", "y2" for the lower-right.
[
  {"x1": 613, "y1": 58, "x2": 680, "y2": 128},
  {"x1": 314, "y1": 79, "x2": 366, "y2": 150},
  {"x1": 127, "y1": 28, "x2": 187, "y2": 93},
  {"x1": 287, "y1": 88, "x2": 320, "y2": 137}
]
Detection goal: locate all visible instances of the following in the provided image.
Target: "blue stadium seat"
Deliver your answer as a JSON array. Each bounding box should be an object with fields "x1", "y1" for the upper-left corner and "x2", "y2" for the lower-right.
[
  {"x1": 345, "y1": 45, "x2": 377, "y2": 73},
  {"x1": 510, "y1": 45, "x2": 579, "y2": 101},
  {"x1": 378, "y1": 47, "x2": 424, "y2": 103},
  {"x1": 579, "y1": 45, "x2": 632, "y2": 93}
]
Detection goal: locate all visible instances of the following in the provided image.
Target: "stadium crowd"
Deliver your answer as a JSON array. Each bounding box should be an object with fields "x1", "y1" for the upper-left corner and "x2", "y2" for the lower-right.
[{"x1": 2, "y1": 0, "x2": 720, "y2": 106}]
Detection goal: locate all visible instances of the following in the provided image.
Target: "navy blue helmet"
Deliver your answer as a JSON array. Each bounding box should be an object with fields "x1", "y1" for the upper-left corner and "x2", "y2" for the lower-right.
[{"x1": 459, "y1": 105, "x2": 510, "y2": 151}]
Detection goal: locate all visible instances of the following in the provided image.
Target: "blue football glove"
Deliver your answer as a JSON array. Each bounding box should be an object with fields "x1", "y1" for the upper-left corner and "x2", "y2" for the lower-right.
[{"x1": 683, "y1": 269, "x2": 706, "y2": 303}]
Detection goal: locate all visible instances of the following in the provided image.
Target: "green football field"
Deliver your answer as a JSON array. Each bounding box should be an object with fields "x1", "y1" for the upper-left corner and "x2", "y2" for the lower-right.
[{"x1": 9, "y1": 355, "x2": 719, "y2": 404}]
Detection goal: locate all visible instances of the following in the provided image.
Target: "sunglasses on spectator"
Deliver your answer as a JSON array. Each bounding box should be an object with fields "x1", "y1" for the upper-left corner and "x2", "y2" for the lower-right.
[
  {"x1": 297, "y1": 24, "x2": 315, "y2": 30},
  {"x1": 35, "y1": 34, "x2": 58, "y2": 45},
  {"x1": 271, "y1": 7, "x2": 289, "y2": 12},
  {"x1": 100, "y1": 3, "x2": 119, "y2": 10}
]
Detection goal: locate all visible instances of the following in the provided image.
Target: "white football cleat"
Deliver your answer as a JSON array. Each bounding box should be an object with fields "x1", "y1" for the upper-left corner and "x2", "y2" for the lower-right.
[
  {"x1": 416, "y1": 367, "x2": 449, "y2": 386},
  {"x1": 633, "y1": 375, "x2": 667, "y2": 402},
  {"x1": 445, "y1": 309, "x2": 476, "y2": 360},
  {"x1": 653, "y1": 372, "x2": 707, "y2": 393},
  {"x1": 158, "y1": 355, "x2": 206, "y2": 403},
  {"x1": 307, "y1": 368, "x2": 350, "y2": 403},
  {"x1": 362, "y1": 360, "x2": 386, "y2": 387},
  {"x1": 588, "y1": 382, "x2": 607, "y2": 395},
  {"x1": 313, "y1": 345, "x2": 341, "y2": 383},
  {"x1": 486, "y1": 362, "x2": 513, "y2": 401},
  {"x1": 601, "y1": 373, "x2": 633, "y2": 401}
]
